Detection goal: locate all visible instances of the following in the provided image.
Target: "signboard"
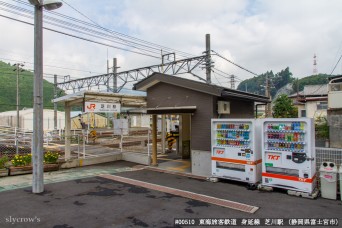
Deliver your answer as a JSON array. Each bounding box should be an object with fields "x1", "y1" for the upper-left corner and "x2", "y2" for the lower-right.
[
  {"x1": 84, "y1": 102, "x2": 121, "y2": 113},
  {"x1": 113, "y1": 119, "x2": 129, "y2": 135}
]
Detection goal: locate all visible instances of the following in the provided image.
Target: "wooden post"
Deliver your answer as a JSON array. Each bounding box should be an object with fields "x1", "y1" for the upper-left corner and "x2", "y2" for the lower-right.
[{"x1": 151, "y1": 114, "x2": 158, "y2": 166}]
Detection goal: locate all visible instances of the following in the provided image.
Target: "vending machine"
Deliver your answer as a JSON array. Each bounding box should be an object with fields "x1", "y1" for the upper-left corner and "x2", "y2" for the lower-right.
[
  {"x1": 261, "y1": 118, "x2": 316, "y2": 193},
  {"x1": 211, "y1": 119, "x2": 262, "y2": 184}
]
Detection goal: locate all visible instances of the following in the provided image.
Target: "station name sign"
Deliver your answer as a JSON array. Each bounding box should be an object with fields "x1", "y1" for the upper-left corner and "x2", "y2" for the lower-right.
[{"x1": 84, "y1": 101, "x2": 121, "y2": 113}]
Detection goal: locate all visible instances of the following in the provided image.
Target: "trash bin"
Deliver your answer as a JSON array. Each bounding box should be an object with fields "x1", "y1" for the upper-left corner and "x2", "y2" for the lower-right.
[
  {"x1": 339, "y1": 164, "x2": 342, "y2": 201},
  {"x1": 319, "y1": 162, "x2": 338, "y2": 200}
]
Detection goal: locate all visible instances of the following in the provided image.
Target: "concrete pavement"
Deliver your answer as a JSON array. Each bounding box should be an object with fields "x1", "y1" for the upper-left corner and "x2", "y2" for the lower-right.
[{"x1": 0, "y1": 161, "x2": 341, "y2": 228}]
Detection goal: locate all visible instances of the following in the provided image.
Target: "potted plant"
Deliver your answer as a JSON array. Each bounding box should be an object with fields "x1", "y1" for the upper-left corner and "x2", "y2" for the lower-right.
[
  {"x1": 9, "y1": 152, "x2": 60, "y2": 176},
  {"x1": 0, "y1": 155, "x2": 9, "y2": 177}
]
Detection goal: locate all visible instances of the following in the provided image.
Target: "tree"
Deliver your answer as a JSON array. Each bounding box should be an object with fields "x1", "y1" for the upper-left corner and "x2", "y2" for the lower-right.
[{"x1": 273, "y1": 94, "x2": 298, "y2": 118}]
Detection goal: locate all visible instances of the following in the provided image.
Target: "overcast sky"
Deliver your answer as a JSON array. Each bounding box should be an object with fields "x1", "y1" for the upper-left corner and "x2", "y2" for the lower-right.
[{"x1": 0, "y1": 0, "x2": 341, "y2": 90}]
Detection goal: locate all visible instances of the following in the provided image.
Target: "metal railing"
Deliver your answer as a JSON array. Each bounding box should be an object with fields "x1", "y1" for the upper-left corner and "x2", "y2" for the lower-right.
[
  {"x1": 0, "y1": 125, "x2": 33, "y2": 159},
  {"x1": 316, "y1": 147, "x2": 342, "y2": 170}
]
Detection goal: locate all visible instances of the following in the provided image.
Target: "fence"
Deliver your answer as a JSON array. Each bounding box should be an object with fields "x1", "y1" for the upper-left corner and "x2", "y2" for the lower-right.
[
  {"x1": 68, "y1": 127, "x2": 164, "y2": 160},
  {"x1": 0, "y1": 125, "x2": 33, "y2": 159},
  {"x1": 315, "y1": 147, "x2": 342, "y2": 170}
]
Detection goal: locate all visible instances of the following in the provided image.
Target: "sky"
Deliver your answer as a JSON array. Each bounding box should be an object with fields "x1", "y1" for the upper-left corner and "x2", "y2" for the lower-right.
[{"x1": 0, "y1": 0, "x2": 341, "y2": 91}]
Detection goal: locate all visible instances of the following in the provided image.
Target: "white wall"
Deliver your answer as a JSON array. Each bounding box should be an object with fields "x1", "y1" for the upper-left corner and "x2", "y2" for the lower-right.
[{"x1": 0, "y1": 109, "x2": 65, "y2": 130}]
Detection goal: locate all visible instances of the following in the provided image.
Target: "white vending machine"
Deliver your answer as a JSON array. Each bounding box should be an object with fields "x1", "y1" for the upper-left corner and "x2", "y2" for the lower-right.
[
  {"x1": 211, "y1": 119, "x2": 262, "y2": 185},
  {"x1": 261, "y1": 118, "x2": 316, "y2": 193}
]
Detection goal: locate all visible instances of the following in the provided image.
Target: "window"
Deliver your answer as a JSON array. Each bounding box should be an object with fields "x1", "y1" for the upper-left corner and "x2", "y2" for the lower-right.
[
  {"x1": 317, "y1": 102, "x2": 328, "y2": 110},
  {"x1": 300, "y1": 110, "x2": 306, "y2": 117}
]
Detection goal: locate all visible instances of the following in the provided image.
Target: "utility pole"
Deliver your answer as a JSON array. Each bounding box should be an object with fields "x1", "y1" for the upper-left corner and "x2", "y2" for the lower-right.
[
  {"x1": 54, "y1": 74, "x2": 57, "y2": 130},
  {"x1": 265, "y1": 73, "x2": 272, "y2": 117},
  {"x1": 113, "y1": 58, "x2": 117, "y2": 93},
  {"x1": 205, "y1": 34, "x2": 211, "y2": 84},
  {"x1": 107, "y1": 59, "x2": 109, "y2": 92},
  {"x1": 230, "y1": 75, "x2": 235, "y2": 89},
  {"x1": 13, "y1": 63, "x2": 24, "y2": 129}
]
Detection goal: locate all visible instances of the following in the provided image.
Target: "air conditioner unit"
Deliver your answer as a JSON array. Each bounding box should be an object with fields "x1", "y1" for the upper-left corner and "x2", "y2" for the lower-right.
[{"x1": 218, "y1": 101, "x2": 230, "y2": 114}]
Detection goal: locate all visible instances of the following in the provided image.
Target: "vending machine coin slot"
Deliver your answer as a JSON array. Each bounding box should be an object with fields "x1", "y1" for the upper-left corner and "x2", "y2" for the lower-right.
[{"x1": 292, "y1": 153, "x2": 306, "y2": 164}]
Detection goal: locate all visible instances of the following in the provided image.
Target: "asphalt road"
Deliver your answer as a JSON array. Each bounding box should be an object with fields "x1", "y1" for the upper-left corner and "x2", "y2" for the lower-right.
[{"x1": 0, "y1": 161, "x2": 341, "y2": 228}]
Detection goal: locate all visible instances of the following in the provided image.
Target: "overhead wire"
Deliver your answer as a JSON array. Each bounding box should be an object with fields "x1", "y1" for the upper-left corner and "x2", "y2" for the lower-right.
[
  {"x1": 211, "y1": 50, "x2": 258, "y2": 76},
  {"x1": 0, "y1": 0, "x2": 259, "y2": 89},
  {"x1": 330, "y1": 54, "x2": 342, "y2": 75},
  {"x1": 0, "y1": 56, "x2": 101, "y2": 76},
  {"x1": 5, "y1": 0, "x2": 196, "y2": 60}
]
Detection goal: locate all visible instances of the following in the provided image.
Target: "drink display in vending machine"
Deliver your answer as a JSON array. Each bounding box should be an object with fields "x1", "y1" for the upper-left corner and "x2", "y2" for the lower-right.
[
  {"x1": 211, "y1": 119, "x2": 262, "y2": 185},
  {"x1": 261, "y1": 118, "x2": 316, "y2": 194}
]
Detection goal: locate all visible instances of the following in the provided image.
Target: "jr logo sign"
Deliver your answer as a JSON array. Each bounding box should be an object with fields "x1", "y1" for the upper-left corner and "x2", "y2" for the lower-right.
[{"x1": 86, "y1": 103, "x2": 96, "y2": 111}]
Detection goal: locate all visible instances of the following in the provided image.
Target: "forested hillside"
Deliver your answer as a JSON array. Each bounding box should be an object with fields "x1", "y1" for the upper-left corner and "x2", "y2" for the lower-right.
[
  {"x1": 0, "y1": 61, "x2": 64, "y2": 112},
  {"x1": 237, "y1": 67, "x2": 334, "y2": 98}
]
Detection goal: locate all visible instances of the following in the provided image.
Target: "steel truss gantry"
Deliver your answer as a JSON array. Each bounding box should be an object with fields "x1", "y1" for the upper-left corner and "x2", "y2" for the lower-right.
[{"x1": 57, "y1": 55, "x2": 208, "y2": 93}]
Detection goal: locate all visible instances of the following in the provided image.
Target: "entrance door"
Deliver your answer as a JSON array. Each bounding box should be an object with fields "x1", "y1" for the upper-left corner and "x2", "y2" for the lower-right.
[{"x1": 179, "y1": 114, "x2": 191, "y2": 159}]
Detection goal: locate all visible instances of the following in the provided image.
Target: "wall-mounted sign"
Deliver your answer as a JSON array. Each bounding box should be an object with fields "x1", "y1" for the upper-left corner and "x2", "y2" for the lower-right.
[{"x1": 84, "y1": 102, "x2": 121, "y2": 113}]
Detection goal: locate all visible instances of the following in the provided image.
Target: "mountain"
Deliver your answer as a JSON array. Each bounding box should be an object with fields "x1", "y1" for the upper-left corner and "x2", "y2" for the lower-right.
[
  {"x1": 237, "y1": 67, "x2": 333, "y2": 99},
  {"x1": 237, "y1": 67, "x2": 294, "y2": 98},
  {"x1": 0, "y1": 61, "x2": 64, "y2": 112}
]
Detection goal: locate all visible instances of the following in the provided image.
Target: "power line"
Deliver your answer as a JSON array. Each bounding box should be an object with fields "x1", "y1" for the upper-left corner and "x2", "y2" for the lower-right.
[
  {"x1": 211, "y1": 50, "x2": 258, "y2": 76},
  {"x1": 0, "y1": 56, "x2": 103, "y2": 75},
  {"x1": 60, "y1": 0, "x2": 162, "y2": 58},
  {"x1": 0, "y1": 13, "x2": 161, "y2": 59},
  {"x1": 330, "y1": 54, "x2": 342, "y2": 75},
  {"x1": 2, "y1": 0, "x2": 196, "y2": 60}
]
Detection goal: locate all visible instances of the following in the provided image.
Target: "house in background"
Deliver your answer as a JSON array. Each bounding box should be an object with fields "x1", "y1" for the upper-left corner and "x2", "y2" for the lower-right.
[{"x1": 289, "y1": 84, "x2": 328, "y2": 120}]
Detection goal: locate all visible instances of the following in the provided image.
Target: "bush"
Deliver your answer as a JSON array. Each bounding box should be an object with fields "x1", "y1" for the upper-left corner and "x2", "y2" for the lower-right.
[
  {"x1": 315, "y1": 116, "x2": 329, "y2": 139},
  {"x1": 44, "y1": 151, "x2": 59, "y2": 164},
  {"x1": 0, "y1": 156, "x2": 9, "y2": 169},
  {"x1": 11, "y1": 154, "x2": 31, "y2": 167}
]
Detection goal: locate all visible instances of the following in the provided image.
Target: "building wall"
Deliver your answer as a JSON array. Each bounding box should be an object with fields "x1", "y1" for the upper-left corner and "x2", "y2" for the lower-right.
[
  {"x1": 0, "y1": 109, "x2": 65, "y2": 130},
  {"x1": 306, "y1": 101, "x2": 327, "y2": 119},
  {"x1": 215, "y1": 98, "x2": 254, "y2": 118},
  {"x1": 72, "y1": 113, "x2": 108, "y2": 129},
  {"x1": 328, "y1": 109, "x2": 342, "y2": 148},
  {"x1": 295, "y1": 104, "x2": 306, "y2": 117},
  {"x1": 147, "y1": 83, "x2": 256, "y2": 152},
  {"x1": 147, "y1": 82, "x2": 215, "y2": 151}
]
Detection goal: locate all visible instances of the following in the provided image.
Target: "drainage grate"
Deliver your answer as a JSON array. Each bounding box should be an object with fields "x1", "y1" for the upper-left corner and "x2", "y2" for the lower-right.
[{"x1": 99, "y1": 174, "x2": 259, "y2": 214}]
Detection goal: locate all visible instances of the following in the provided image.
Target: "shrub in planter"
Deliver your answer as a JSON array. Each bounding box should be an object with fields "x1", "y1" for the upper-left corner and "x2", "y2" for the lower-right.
[
  {"x1": 44, "y1": 151, "x2": 59, "y2": 164},
  {"x1": 11, "y1": 154, "x2": 31, "y2": 167},
  {"x1": 0, "y1": 156, "x2": 9, "y2": 169}
]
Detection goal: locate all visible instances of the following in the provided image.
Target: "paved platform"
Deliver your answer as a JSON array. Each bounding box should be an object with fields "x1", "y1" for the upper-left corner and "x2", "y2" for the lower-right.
[
  {"x1": 100, "y1": 174, "x2": 259, "y2": 213},
  {"x1": 0, "y1": 161, "x2": 341, "y2": 227},
  {"x1": 0, "y1": 161, "x2": 139, "y2": 192}
]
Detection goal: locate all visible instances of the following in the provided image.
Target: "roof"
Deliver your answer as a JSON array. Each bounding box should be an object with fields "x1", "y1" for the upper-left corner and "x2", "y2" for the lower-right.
[
  {"x1": 52, "y1": 90, "x2": 147, "y2": 108},
  {"x1": 133, "y1": 73, "x2": 270, "y2": 103},
  {"x1": 303, "y1": 84, "x2": 328, "y2": 96},
  {"x1": 289, "y1": 84, "x2": 328, "y2": 98}
]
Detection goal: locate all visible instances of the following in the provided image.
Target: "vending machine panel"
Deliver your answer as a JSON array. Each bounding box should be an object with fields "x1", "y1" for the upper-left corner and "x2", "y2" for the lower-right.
[
  {"x1": 211, "y1": 119, "x2": 262, "y2": 184},
  {"x1": 261, "y1": 118, "x2": 316, "y2": 193}
]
